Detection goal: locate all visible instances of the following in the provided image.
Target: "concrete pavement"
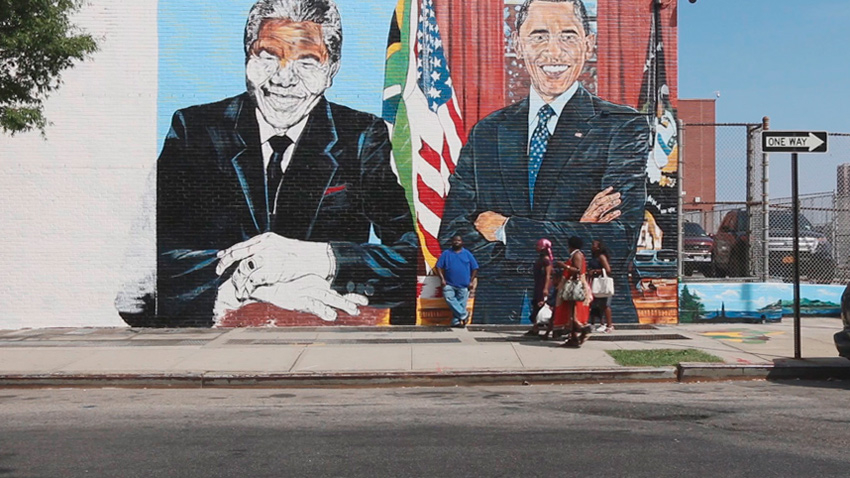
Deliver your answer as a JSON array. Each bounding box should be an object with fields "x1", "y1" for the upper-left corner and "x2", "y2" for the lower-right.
[{"x1": 0, "y1": 318, "x2": 848, "y2": 388}]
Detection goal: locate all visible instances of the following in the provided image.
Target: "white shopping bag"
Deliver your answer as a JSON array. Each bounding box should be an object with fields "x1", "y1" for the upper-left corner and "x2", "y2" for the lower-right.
[
  {"x1": 535, "y1": 305, "x2": 553, "y2": 325},
  {"x1": 591, "y1": 269, "x2": 615, "y2": 298}
]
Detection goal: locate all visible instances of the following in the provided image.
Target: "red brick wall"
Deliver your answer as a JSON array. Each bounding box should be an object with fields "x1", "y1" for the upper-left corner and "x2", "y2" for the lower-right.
[{"x1": 679, "y1": 99, "x2": 717, "y2": 224}]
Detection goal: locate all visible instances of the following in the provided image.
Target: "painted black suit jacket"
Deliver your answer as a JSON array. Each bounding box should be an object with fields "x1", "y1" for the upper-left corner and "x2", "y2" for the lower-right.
[
  {"x1": 123, "y1": 93, "x2": 417, "y2": 327},
  {"x1": 438, "y1": 86, "x2": 649, "y2": 323}
]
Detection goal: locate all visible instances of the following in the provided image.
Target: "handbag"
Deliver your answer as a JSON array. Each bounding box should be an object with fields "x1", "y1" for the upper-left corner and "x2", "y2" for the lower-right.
[
  {"x1": 591, "y1": 269, "x2": 615, "y2": 298},
  {"x1": 559, "y1": 250, "x2": 586, "y2": 302},
  {"x1": 560, "y1": 277, "x2": 586, "y2": 302}
]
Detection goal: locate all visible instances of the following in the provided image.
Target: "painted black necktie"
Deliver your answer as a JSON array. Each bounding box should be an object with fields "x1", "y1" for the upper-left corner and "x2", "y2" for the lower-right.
[
  {"x1": 266, "y1": 135, "x2": 293, "y2": 230},
  {"x1": 528, "y1": 104, "x2": 555, "y2": 208}
]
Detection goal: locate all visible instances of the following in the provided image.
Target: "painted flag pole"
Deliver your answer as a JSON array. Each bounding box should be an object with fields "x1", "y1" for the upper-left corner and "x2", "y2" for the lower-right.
[
  {"x1": 382, "y1": 0, "x2": 465, "y2": 272},
  {"x1": 637, "y1": 0, "x2": 678, "y2": 253}
]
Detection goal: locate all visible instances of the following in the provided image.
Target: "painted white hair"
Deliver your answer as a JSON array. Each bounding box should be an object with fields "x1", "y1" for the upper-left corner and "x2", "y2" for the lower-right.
[{"x1": 244, "y1": 0, "x2": 343, "y2": 65}]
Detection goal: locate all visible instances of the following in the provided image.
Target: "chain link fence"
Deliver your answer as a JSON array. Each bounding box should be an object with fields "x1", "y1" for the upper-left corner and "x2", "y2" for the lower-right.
[
  {"x1": 770, "y1": 192, "x2": 838, "y2": 283},
  {"x1": 680, "y1": 127, "x2": 850, "y2": 284},
  {"x1": 829, "y1": 133, "x2": 850, "y2": 282},
  {"x1": 679, "y1": 122, "x2": 766, "y2": 280}
]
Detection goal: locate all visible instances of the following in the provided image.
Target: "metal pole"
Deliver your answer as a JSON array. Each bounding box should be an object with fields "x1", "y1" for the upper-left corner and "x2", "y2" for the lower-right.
[
  {"x1": 746, "y1": 125, "x2": 756, "y2": 277},
  {"x1": 792, "y1": 152, "x2": 801, "y2": 359},
  {"x1": 762, "y1": 117, "x2": 770, "y2": 281},
  {"x1": 677, "y1": 119, "x2": 685, "y2": 279}
]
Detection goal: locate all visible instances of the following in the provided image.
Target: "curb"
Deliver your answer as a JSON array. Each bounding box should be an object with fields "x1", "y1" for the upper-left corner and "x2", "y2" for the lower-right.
[
  {"x1": 2, "y1": 362, "x2": 848, "y2": 389},
  {"x1": 0, "y1": 373, "x2": 206, "y2": 389},
  {"x1": 202, "y1": 368, "x2": 678, "y2": 388},
  {"x1": 0, "y1": 367, "x2": 676, "y2": 389},
  {"x1": 678, "y1": 360, "x2": 850, "y2": 382}
]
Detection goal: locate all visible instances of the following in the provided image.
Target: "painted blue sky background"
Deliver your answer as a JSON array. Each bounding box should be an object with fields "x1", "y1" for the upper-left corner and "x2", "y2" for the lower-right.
[
  {"x1": 680, "y1": 0, "x2": 850, "y2": 199},
  {"x1": 158, "y1": 0, "x2": 399, "y2": 143},
  {"x1": 681, "y1": 283, "x2": 843, "y2": 311}
]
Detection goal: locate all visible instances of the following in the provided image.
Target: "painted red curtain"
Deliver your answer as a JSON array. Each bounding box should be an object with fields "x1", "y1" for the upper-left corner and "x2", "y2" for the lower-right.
[
  {"x1": 598, "y1": 0, "x2": 678, "y2": 109},
  {"x1": 435, "y1": 0, "x2": 505, "y2": 137},
  {"x1": 436, "y1": 0, "x2": 679, "y2": 127}
]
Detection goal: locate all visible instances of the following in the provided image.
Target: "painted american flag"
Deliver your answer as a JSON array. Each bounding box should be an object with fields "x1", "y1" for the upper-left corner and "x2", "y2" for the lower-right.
[{"x1": 383, "y1": 0, "x2": 465, "y2": 271}]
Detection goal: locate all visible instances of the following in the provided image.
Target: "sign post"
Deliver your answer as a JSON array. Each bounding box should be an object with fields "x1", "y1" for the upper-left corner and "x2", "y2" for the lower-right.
[
  {"x1": 791, "y1": 152, "x2": 801, "y2": 359},
  {"x1": 762, "y1": 131, "x2": 829, "y2": 359}
]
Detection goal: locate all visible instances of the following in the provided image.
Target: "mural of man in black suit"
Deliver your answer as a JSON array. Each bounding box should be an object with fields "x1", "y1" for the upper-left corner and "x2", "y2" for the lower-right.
[
  {"x1": 119, "y1": 0, "x2": 417, "y2": 327},
  {"x1": 439, "y1": 0, "x2": 650, "y2": 323}
]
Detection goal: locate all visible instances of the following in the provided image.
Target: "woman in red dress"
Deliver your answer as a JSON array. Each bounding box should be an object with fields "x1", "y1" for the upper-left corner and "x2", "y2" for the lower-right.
[{"x1": 552, "y1": 236, "x2": 592, "y2": 347}]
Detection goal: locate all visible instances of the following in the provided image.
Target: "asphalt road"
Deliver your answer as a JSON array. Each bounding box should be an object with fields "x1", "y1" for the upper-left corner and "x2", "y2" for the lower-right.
[{"x1": 1, "y1": 381, "x2": 849, "y2": 477}]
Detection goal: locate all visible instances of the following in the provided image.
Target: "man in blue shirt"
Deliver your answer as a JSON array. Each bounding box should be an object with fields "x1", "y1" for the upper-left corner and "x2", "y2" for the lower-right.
[{"x1": 435, "y1": 235, "x2": 480, "y2": 327}]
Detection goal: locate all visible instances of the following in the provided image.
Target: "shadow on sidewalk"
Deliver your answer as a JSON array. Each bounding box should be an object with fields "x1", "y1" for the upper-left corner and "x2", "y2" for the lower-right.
[{"x1": 766, "y1": 357, "x2": 850, "y2": 385}]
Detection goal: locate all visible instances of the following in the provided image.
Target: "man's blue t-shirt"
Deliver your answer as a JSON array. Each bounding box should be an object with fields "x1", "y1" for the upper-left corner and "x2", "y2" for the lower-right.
[{"x1": 436, "y1": 248, "x2": 479, "y2": 288}]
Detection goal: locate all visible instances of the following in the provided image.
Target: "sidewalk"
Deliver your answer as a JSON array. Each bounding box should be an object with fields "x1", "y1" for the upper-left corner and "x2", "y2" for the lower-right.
[{"x1": 1, "y1": 319, "x2": 847, "y2": 388}]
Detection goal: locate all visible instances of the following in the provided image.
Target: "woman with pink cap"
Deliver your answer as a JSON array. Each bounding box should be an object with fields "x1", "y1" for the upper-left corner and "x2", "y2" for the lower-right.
[{"x1": 524, "y1": 238, "x2": 554, "y2": 337}]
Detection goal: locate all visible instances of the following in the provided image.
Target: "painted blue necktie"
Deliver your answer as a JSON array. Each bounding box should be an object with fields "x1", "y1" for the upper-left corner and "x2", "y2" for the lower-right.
[{"x1": 528, "y1": 104, "x2": 555, "y2": 207}]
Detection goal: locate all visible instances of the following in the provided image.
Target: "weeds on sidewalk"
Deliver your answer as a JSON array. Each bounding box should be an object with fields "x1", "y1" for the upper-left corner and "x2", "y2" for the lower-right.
[{"x1": 607, "y1": 349, "x2": 724, "y2": 367}]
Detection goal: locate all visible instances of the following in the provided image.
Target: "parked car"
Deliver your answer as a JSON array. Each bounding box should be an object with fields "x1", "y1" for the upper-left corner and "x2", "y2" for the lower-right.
[
  {"x1": 712, "y1": 209, "x2": 835, "y2": 282},
  {"x1": 836, "y1": 284, "x2": 850, "y2": 360},
  {"x1": 683, "y1": 221, "x2": 714, "y2": 276}
]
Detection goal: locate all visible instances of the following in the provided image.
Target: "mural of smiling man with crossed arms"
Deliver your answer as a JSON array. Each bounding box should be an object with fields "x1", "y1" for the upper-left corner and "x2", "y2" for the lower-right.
[
  {"x1": 122, "y1": 0, "x2": 418, "y2": 327},
  {"x1": 438, "y1": 0, "x2": 650, "y2": 324}
]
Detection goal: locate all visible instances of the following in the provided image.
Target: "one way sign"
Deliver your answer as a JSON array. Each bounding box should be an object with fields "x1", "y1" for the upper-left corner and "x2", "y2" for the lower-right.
[{"x1": 762, "y1": 131, "x2": 828, "y2": 153}]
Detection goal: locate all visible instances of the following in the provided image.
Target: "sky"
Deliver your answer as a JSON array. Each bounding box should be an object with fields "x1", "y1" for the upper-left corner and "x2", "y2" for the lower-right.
[{"x1": 679, "y1": 0, "x2": 850, "y2": 198}]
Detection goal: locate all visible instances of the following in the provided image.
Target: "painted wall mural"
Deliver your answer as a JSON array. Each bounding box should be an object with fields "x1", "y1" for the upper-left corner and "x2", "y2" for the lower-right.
[
  {"x1": 679, "y1": 283, "x2": 843, "y2": 324},
  {"x1": 115, "y1": 0, "x2": 680, "y2": 328}
]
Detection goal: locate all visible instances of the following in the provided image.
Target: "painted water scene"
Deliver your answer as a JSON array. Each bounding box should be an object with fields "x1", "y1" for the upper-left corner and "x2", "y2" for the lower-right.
[{"x1": 679, "y1": 283, "x2": 843, "y2": 324}]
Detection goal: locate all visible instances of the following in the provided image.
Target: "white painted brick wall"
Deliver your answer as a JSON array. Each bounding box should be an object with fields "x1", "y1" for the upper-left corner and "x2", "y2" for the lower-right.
[{"x1": 0, "y1": 0, "x2": 157, "y2": 328}]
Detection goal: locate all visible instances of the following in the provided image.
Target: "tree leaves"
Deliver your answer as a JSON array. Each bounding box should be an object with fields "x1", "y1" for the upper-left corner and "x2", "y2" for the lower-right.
[{"x1": 0, "y1": 0, "x2": 98, "y2": 135}]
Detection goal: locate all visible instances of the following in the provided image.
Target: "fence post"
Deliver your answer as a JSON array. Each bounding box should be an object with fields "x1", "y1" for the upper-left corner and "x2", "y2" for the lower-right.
[
  {"x1": 677, "y1": 119, "x2": 685, "y2": 279},
  {"x1": 746, "y1": 124, "x2": 759, "y2": 277},
  {"x1": 833, "y1": 191, "x2": 838, "y2": 274},
  {"x1": 761, "y1": 116, "x2": 770, "y2": 281}
]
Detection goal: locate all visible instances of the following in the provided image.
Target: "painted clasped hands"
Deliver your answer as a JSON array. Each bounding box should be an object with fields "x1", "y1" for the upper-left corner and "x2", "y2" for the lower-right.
[
  {"x1": 580, "y1": 187, "x2": 621, "y2": 223},
  {"x1": 215, "y1": 232, "x2": 367, "y2": 321}
]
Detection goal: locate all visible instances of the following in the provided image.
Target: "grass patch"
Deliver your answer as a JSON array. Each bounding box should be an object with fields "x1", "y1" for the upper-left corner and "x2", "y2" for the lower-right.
[{"x1": 606, "y1": 349, "x2": 724, "y2": 367}]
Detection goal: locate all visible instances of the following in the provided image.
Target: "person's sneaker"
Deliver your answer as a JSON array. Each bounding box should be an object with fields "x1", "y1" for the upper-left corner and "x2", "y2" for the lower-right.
[
  {"x1": 595, "y1": 324, "x2": 607, "y2": 333},
  {"x1": 605, "y1": 326, "x2": 615, "y2": 333}
]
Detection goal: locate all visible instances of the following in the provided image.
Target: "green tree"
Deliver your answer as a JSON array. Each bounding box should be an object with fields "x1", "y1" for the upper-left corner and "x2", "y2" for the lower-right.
[
  {"x1": 1, "y1": 0, "x2": 98, "y2": 135},
  {"x1": 679, "y1": 285, "x2": 706, "y2": 323}
]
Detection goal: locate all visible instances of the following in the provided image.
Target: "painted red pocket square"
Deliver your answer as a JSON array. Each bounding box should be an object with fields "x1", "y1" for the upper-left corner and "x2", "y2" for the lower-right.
[{"x1": 324, "y1": 184, "x2": 347, "y2": 195}]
